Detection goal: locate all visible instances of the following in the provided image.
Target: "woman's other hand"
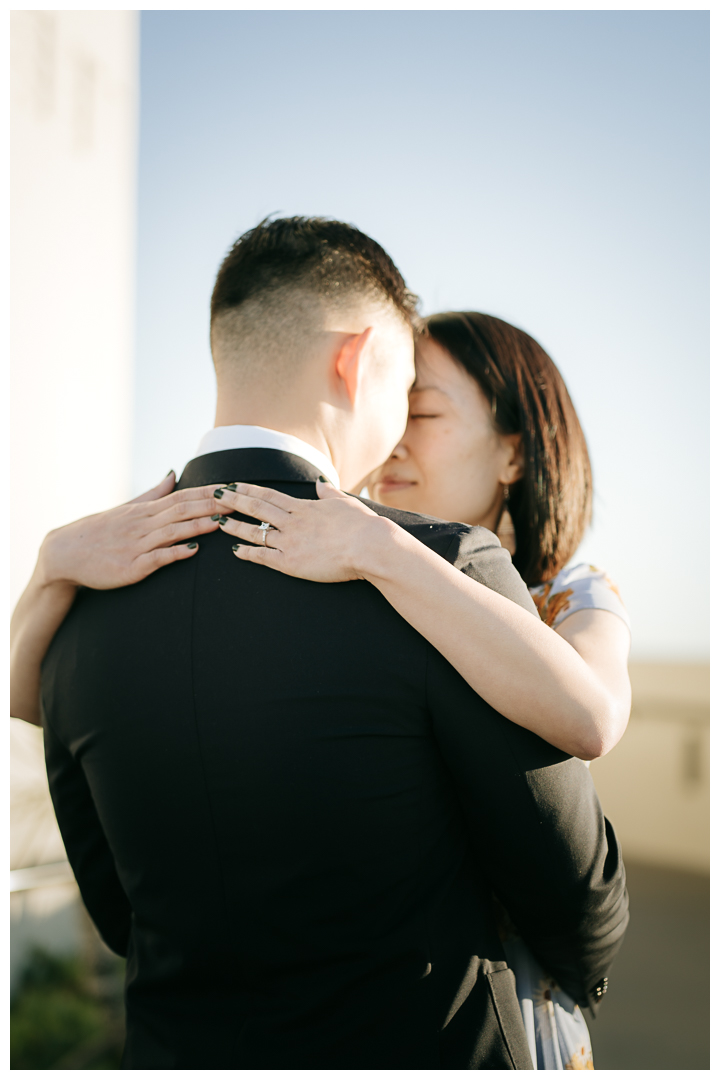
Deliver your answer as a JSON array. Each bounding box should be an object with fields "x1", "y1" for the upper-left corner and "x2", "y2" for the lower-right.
[
  {"x1": 36, "y1": 471, "x2": 223, "y2": 591},
  {"x1": 213, "y1": 479, "x2": 395, "y2": 582},
  {"x1": 12, "y1": 472, "x2": 224, "y2": 724}
]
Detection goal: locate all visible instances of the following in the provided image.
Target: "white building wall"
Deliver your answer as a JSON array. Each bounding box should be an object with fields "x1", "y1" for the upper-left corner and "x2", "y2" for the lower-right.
[
  {"x1": 10, "y1": 12, "x2": 139, "y2": 978},
  {"x1": 10, "y1": 10, "x2": 138, "y2": 612}
]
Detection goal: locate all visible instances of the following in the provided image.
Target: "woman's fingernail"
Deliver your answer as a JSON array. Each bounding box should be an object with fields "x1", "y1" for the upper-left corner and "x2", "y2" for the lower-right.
[
  {"x1": 186, "y1": 542, "x2": 198, "y2": 549},
  {"x1": 224, "y1": 483, "x2": 238, "y2": 491},
  {"x1": 166, "y1": 469, "x2": 175, "y2": 477},
  {"x1": 213, "y1": 488, "x2": 224, "y2": 499},
  {"x1": 318, "y1": 475, "x2": 330, "y2": 483},
  {"x1": 232, "y1": 544, "x2": 239, "y2": 552},
  {"x1": 218, "y1": 516, "x2": 228, "y2": 525},
  {"x1": 211, "y1": 513, "x2": 221, "y2": 521}
]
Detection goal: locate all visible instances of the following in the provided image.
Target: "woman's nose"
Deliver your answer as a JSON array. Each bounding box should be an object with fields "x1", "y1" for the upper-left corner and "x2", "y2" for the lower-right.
[{"x1": 390, "y1": 441, "x2": 409, "y2": 461}]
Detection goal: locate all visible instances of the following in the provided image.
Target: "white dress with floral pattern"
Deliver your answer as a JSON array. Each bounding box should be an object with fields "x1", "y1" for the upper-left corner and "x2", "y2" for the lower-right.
[{"x1": 504, "y1": 564, "x2": 630, "y2": 1070}]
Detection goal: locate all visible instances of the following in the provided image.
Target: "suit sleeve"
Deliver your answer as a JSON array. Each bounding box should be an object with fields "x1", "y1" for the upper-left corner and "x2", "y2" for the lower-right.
[
  {"x1": 42, "y1": 710, "x2": 132, "y2": 957},
  {"x1": 443, "y1": 524, "x2": 540, "y2": 617},
  {"x1": 426, "y1": 647, "x2": 629, "y2": 1012},
  {"x1": 426, "y1": 522, "x2": 628, "y2": 1009}
]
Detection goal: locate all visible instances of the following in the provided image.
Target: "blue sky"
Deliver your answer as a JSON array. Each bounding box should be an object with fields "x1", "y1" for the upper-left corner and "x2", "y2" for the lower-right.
[{"x1": 134, "y1": 10, "x2": 709, "y2": 659}]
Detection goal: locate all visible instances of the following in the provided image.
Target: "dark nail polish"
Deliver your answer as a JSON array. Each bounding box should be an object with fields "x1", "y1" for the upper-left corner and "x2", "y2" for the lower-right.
[
  {"x1": 318, "y1": 475, "x2": 329, "y2": 483},
  {"x1": 224, "y1": 483, "x2": 238, "y2": 491},
  {"x1": 166, "y1": 469, "x2": 175, "y2": 477},
  {"x1": 186, "y1": 542, "x2": 198, "y2": 549},
  {"x1": 213, "y1": 488, "x2": 224, "y2": 499},
  {"x1": 232, "y1": 544, "x2": 239, "y2": 552},
  {"x1": 218, "y1": 516, "x2": 228, "y2": 525},
  {"x1": 211, "y1": 513, "x2": 221, "y2": 521}
]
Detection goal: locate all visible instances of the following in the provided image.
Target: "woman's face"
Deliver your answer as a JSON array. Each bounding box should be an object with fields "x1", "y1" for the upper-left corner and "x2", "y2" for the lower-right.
[{"x1": 367, "y1": 337, "x2": 523, "y2": 528}]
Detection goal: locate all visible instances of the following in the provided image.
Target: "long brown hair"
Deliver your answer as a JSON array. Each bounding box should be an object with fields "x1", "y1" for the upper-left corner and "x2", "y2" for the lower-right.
[{"x1": 425, "y1": 311, "x2": 592, "y2": 585}]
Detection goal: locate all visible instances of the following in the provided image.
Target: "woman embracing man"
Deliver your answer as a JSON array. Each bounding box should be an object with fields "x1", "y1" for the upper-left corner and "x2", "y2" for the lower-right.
[{"x1": 11, "y1": 217, "x2": 629, "y2": 1070}]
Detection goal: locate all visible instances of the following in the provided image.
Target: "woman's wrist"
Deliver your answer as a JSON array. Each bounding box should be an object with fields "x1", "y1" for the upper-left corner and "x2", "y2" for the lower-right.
[
  {"x1": 350, "y1": 515, "x2": 416, "y2": 583},
  {"x1": 11, "y1": 553, "x2": 79, "y2": 726},
  {"x1": 34, "y1": 529, "x2": 81, "y2": 592},
  {"x1": 25, "y1": 572, "x2": 78, "y2": 621}
]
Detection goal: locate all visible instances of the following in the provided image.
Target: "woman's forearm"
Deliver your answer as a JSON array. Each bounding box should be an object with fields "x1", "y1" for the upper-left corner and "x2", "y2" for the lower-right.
[
  {"x1": 359, "y1": 519, "x2": 624, "y2": 759},
  {"x1": 212, "y1": 480, "x2": 629, "y2": 757},
  {"x1": 10, "y1": 559, "x2": 77, "y2": 726}
]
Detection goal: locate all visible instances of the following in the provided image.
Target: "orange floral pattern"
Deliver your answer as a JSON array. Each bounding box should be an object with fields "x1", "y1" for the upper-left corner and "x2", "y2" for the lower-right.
[
  {"x1": 529, "y1": 563, "x2": 629, "y2": 632},
  {"x1": 531, "y1": 585, "x2": 574, "y2": 628}
]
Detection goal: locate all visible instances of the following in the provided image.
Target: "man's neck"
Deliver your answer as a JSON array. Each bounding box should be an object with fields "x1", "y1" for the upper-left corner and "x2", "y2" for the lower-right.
[
  {"x1": 213, "y1": 398, "x2": 358, "y2": 482},
  {"x1": 197, "y1": 423, "x2": 341, "y2": 486},
  {"x1": 214, "y1": 409, "x2": 331, "y2": 459}
]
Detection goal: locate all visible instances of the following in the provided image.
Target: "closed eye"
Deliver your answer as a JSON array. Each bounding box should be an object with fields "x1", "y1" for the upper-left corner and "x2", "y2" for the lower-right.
[{"x1": 409, "y1": 413, "x2": 440, "y2": 420}]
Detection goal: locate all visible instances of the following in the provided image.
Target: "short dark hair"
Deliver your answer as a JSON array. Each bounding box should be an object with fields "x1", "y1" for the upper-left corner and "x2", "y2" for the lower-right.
[
  {"x1": 426, "y1": 311, "x2": 593, "y2": 586},
  {"x1": 211, "y1": 216, "x2": 419, "y2": 329}
]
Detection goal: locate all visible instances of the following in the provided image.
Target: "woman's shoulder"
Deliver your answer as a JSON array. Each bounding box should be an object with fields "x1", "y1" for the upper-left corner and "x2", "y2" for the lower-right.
[{"x1": 528, "y1": 562, "x2": 630, "y2": 631}]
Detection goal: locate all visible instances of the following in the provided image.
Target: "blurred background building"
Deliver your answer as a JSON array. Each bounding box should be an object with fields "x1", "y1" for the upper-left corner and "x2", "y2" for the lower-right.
[
  {"x1": 10, "y1": 9, "x2": 709, "y2": 1070},
  {"x1": 10, "y1": 12, "x2": 137, "y2": 1066},
  {"x1": 10, "y1": 10, "x2": 137, "y2": 609}
]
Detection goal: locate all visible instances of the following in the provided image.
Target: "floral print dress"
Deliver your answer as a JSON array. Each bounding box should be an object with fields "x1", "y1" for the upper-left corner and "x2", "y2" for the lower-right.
[
  {"x1": 528, "y1": 563, "x2": 629, "y2": 636},
  {"x1": 504, "y1": 564, "x2": 630, "y2": 1070}
]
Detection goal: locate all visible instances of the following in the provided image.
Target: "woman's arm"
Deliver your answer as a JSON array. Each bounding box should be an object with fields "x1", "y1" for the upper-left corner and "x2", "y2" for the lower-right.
[
  {"x1": 11, "y1": 575, "x2": 79, "y2": 726},
  {"x1": 360, "y1": 530, "x2": 631, "y2": 759},
  {"x1": 10, "y1": 474, "x2": 223, "y2": 726},
  {"x1": 554, "y1": 606, "x2": 632, "y2": 749},
  {"x1": 215, "y1": 481, "x2": 631, "y2": 759}
]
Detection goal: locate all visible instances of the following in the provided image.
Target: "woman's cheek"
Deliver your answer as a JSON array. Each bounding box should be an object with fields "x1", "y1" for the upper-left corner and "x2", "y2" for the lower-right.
[
  {"x1": 421, "y1": 431, "x2": 463, "y2": 500},
  {"x1": 430, "y1": 424, "x2": 466, "y2": 472}
]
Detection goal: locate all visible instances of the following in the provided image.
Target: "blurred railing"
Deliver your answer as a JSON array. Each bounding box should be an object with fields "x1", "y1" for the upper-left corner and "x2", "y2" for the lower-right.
[
  {"x1": 10, "y1": 861, "x2": 126, "y2": 1070},
  {"x1": 590, "y1": 661, "x2": 709, "y2": 873},
  {"x1": 11, "y1": 861, "x2": 75, "y2": 893}
]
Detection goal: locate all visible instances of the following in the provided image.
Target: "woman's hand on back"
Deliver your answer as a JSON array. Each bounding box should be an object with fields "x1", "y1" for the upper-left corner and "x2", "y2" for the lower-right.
[
  {"x1": 213, "y1": 479, "x2": 394, "y2": 582},
  {"x1": 36, "y1": 472, "x2": 223, "y2": 591}
]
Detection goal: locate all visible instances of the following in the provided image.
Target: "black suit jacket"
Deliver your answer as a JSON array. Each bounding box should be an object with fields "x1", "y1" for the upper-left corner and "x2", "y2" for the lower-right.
[{"x1": 41, "y1": 448, "x2": 628, "y2": 1070}]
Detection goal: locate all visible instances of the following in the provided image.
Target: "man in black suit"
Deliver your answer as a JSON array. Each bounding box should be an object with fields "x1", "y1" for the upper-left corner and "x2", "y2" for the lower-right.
[{"x1": 42, "y1": 217, "x2": 628, "y2": 1069}]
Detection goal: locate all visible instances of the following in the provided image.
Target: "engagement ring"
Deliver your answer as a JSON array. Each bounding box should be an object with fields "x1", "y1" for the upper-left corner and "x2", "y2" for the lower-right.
[{"x1": 258, "y1": 522, "x2": 275, "y2": 546}]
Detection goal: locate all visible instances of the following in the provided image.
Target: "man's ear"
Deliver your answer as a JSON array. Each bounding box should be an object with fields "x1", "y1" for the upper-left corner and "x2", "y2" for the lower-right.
[
  {"x1": 335, "y1": 327, "x2": 374, "y2": 406},
  {"x1": 500, "y1": 432, "x2": 525, "y2": 484}
]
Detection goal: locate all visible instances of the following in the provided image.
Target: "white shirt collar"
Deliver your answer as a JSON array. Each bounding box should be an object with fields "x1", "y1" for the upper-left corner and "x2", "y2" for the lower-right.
[{"x1": 193, "y1": 425, "x2": 340, "y2": 487}]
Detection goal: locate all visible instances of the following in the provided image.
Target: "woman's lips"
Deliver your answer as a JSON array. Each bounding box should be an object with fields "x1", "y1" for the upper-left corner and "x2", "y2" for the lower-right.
[{"x1": 376, "y1": 478, "x2": 416, "y2": 492}]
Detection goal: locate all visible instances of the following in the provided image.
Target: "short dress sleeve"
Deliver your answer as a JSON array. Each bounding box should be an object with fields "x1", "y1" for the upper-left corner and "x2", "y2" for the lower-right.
[{"x1": 528, "y1": 563, "x2": 630, "y2": 633}]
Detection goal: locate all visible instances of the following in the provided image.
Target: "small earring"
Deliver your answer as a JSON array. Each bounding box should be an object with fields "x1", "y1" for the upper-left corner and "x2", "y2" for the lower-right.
[{"x1": 496, "y1": 485, "x2": 516, "y2": 555}]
